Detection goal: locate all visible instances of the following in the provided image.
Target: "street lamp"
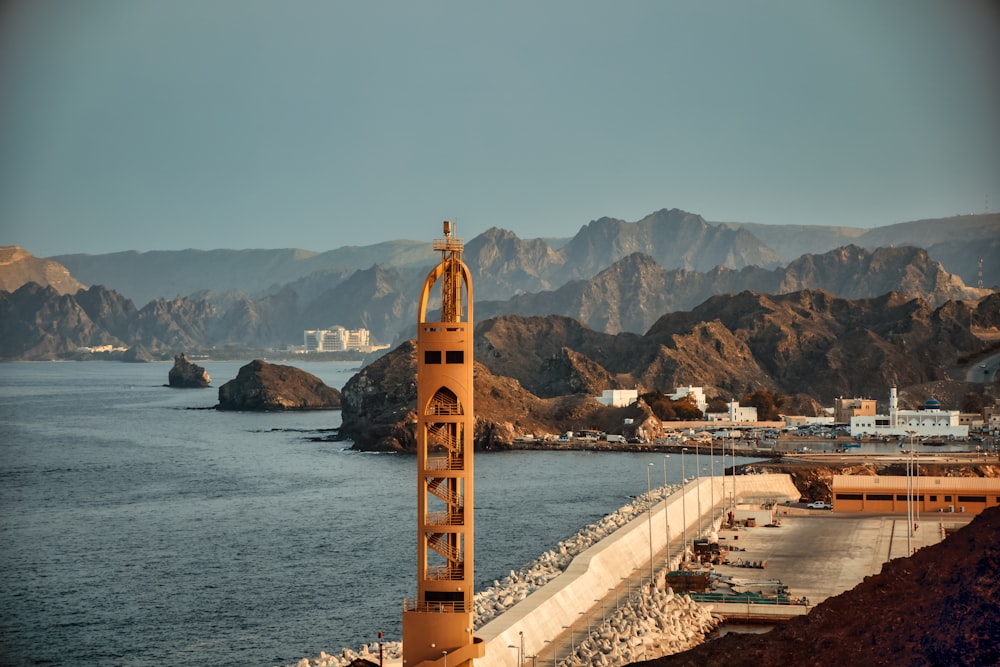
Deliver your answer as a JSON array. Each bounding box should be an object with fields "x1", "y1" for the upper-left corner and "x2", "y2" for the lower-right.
[
  {"x1": 681, "y1": 447, "x2": 688, "y2": 559},
  {"x1": 695, "y1": 444, "x2": 702, "y2": 538},
  {"x1": 646, "y1": 462, "x2": 655, "y2": 580},
  {"x1": 442, "y1": 651, "x2": 447, "y2": 667},
  {"x1": 709, "y1": 438, "x2": 715, "y2": 528},
  {"x1": 663, "y1": 455, "x2": 670, "y2": 569}
]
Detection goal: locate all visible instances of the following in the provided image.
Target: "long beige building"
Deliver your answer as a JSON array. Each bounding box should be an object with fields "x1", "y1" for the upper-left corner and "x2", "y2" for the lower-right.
[{"x1": 832, "y1": 474, "x2": 1000, "y2": 515}]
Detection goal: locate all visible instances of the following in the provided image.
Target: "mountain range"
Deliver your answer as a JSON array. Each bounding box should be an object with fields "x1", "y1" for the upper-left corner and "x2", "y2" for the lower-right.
[{"x1": 1, "y1": 208, "x2": 997, "y2": 361}]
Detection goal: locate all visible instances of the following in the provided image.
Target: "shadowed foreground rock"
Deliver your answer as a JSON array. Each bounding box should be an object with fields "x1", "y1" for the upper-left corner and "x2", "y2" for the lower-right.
[
  {"x1": 168, "y1": 353, "x2": 210, "y2": 388},
  {"x1": 217, "y1": 359, "x2": 340, "y2": 411},
  {"x1": 629, "y1": 505, "x2": 1000, "y2": 667}
]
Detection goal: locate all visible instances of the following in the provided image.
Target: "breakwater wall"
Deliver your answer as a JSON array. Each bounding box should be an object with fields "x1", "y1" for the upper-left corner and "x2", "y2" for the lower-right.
[
  {"x1": 292, "y1": 474, "x2": 799, "y2": 667},
  {"x1": 473, "y1": 473, "x2": 799, "y2": 667}
]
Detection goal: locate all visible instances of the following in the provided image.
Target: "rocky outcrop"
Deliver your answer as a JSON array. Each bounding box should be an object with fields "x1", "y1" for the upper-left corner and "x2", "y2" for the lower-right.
[
  {"x1": 217, "y1": 360, "x2": 340, "y2": 411},
  {"x1": 168, "y1": 353, "x2": 210, "y2": 388},
  {"x1": 339, "y1": 339, "x2": 644, "y2": 451}
]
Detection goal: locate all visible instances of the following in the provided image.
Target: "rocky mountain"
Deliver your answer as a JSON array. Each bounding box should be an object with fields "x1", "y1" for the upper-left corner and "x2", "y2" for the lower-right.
[
  {"x1": 477, "y1": 245, "x2": 990, "y2": 335},
  {"x1": 51, "y1": 241, "x2": 437, "y2": 307},
  {"x1": 8, "y1": 209, "x2": 997, "y2": 354},
  {"x1": 338, "y1": 289, "x2": 1000, "y2": 450},
  {"x1": 0, "y1": 246, "x2": 84, "y2": 294},
  {"x1": 725, "y1": 213, "x2": 1000, "y2": 291}
]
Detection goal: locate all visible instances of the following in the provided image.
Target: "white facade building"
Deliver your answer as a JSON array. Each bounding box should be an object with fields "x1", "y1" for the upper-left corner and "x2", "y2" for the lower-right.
[
  {"x1": 849, "y1": 386, "x2": 968, "y2": 438},
  {"x1": 669, "y1": 386, "x2": 707, "y2": 414},
  {"x1": 304, "y1": 326, "x2": 372, "y2": 352},
  {"x1": 595, "y1": 389, "x2": 638, "y2": 408},
  {"x1": 705, "y1": 400, "x2": 758, "y2": 423}
]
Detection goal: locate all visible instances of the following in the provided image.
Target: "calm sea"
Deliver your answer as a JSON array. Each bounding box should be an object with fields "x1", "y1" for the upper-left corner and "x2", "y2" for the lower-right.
[{"x1": 0, "y1": 361, "x2": 758, "y2": 667}]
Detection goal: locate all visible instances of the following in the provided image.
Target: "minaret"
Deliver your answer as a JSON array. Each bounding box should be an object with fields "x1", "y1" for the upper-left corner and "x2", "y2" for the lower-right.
[
  {"x1": 889, "y1": 386, "x2": 898, "y2": 427},
  {"x1": 403, "y1": 222, "x2": 484, "y2": 667}
]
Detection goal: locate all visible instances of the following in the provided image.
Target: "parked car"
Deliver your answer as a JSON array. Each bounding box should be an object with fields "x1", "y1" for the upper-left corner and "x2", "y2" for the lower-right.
[{"x1": 807, "y1": 501, "x2": 833, "y2": 510}]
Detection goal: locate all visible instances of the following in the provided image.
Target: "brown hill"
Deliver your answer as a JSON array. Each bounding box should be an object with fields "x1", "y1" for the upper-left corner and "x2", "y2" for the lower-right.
[
  {"x1": 0, "y1": 246, "x2": 84, "y2": 294},
  {"x1": 630, "y1": 505, "x2": 1000, "y2": 667}
]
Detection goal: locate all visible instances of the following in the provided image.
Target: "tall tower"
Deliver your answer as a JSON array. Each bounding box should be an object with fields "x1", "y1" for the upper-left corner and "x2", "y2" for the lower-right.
[{"x1": 403, "y1": 222, "x2": 484, "y2": 667}]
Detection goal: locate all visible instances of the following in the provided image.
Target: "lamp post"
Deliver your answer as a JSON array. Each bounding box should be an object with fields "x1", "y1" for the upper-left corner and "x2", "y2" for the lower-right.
[
  {"x1": 681, "y1": 447, "x2": 688, "y2": 559},
  {"x1": 663, "y1": 455, "x2": 670, "y2": 569},
  {"x1": 646, "y1": 462, "x2": 655, "y2": 580},
  {"x1": 695, "y1": 445, "x2": 702, "y2": 538},
  {"x1": 520, "y1": 630, "x2": 524, "y2": 667},
  {"x1": 442, "y1": 651, "x2": 447, "y2": 667},
  {"x1": 708, "y1": 438, "x2": 715, "y2": 530}
]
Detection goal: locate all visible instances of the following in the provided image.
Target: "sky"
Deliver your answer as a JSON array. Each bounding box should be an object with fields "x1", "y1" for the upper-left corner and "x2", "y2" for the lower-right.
[{"x1": 1, "y1": 1, "x2": 998, "y2": 257}]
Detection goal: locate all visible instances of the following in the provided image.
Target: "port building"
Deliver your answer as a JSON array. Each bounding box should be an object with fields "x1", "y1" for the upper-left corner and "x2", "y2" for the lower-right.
[{"x1": 832, "y1": 475, "x2": 1000, "y2": 516}]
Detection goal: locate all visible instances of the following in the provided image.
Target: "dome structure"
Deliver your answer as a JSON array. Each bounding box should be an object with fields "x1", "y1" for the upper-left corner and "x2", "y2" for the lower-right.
[{"x1": 923, "y1": 397, "x2": 942, "y2": 410}]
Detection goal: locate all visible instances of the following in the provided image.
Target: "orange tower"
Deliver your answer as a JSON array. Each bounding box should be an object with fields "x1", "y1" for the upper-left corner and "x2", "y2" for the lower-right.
[{"x1": 402, "y1": 222, "x2": 484, "y2": 667}]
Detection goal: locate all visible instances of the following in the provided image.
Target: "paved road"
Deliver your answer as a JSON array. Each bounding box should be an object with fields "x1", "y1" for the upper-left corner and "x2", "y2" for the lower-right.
[{"x1": 965, "y1": 349, "x2": 1000, "y2": 383}]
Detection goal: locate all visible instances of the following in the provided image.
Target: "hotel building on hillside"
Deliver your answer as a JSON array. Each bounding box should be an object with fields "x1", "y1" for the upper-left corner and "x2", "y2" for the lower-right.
[{"x1": 303, "y1": 326, "x2": 372, "y2": 352}]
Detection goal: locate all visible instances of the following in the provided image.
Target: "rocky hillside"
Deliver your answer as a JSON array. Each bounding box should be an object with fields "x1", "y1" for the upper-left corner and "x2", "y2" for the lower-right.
[
  {"x1": 0, "y1": 246, "x2": 84, "y2": 294},
  {"x1": 632, "y1": 505, "x2": 1000, "y2": 667},
  {"x1": 338, "y1": 289, "x2": 1000, "y2": 450}
]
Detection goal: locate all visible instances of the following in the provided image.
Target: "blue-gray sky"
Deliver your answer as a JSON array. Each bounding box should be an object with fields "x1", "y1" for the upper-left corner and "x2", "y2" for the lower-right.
[{"x1": 1, "y1": 1, "x2": 998, "y2": 257}]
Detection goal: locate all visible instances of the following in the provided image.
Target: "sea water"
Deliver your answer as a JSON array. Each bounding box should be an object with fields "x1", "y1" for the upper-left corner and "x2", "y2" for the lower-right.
[{"x1": 0, "y1": 361, "x2": 758, "y2": 666}]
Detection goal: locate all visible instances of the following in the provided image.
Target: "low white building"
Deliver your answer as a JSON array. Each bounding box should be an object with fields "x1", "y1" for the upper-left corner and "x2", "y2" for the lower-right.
[
  {"x1": 595, "y1": 389, "x2": 638, "y2": 408},
  {"x1": 850, "y1": 387, "x2": 968, "y2": 439}
]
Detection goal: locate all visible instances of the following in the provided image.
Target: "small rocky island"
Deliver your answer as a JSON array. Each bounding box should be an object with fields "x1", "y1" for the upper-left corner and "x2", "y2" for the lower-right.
[
  {"x1": 217, "y1": 359, "x2": 341, "y2": 411},
  {"x1": 168, "y1": 353, "x2": 211, "y2": 388}
]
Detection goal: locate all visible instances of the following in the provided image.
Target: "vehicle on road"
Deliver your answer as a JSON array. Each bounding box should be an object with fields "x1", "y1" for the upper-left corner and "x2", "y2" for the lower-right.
[{"x1": 807, "y1": 501, "x2": 833, "y2": 510}]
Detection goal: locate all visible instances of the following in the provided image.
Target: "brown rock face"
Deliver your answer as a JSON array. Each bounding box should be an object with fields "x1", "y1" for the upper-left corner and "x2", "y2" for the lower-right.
[
  {"x1": 216, "y1": 360, "x2": 340, "y2": 411},
  {"x1": 168, "y1": 353, "x2": 211, "y2": 388}
]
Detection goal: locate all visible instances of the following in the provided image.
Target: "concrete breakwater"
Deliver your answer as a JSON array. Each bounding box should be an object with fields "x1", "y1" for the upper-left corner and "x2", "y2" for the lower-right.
[{"x1": 286, "y1": 474, "x2": 799, "y2": 667}]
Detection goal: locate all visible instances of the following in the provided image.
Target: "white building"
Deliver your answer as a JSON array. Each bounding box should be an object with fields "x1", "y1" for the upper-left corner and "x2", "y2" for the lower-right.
[
  {"x1": 595, "y1": 389, "x2": 638, "y2": 408},
  {"x1": 669, "y1": 386, "x2": 707, "y2": 414},
  {"x1": 304, "y1": 326, "x2": 372, "y2": 352},
  {"x1": 705, "y1": 400, "x2": 758, "y2": 423},
  {"x1": 850, "y1": 386, "x2": 968, "y2": 438}
]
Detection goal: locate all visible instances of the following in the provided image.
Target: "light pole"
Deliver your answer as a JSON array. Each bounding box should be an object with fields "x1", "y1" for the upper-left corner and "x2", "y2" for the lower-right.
[
  {"x1": 520, "y1": 630, "x2": 524, "y2": 667},
  {"x1": 709, "y1": 438, "x2": 715, "y2": 528},
  {"x1": 646, "y1": 462, "x2": 655, "y2": 580},
  {"x1": 695, "y1": 445, "x2": 702, "y2": 538},
  {"x1": 663, "y1": 455, "x2": 670, "y2": 569},
  {"x1": 681, "y1": 447, "x2": 688, "y2": 559},
  {"x1": 442, "y1": 651, "x2": 447, "y2": 667}
]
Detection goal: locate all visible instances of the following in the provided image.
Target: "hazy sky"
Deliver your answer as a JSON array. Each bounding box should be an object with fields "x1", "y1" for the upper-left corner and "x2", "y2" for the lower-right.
[{"x1": 1, "y1": 1, "x2": 997, "y2": 257}]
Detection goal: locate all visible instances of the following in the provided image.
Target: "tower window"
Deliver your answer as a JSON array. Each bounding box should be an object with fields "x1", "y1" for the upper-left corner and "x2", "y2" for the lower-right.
[
  {"x1": 424, "y1": 351, "x2": 442, "y2": 364},
  {"x1": 445, "y1": 350, "x2": 464, "y2": 364}
]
